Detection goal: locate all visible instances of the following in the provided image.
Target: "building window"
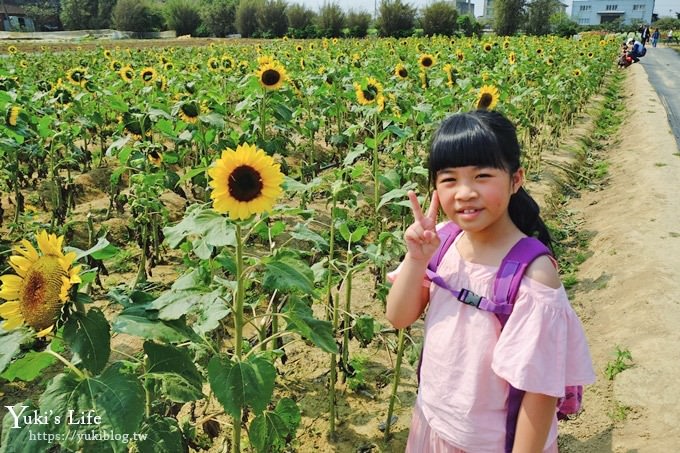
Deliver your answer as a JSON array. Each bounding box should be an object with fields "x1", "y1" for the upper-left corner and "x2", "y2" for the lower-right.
[
  {"x1": 632, "y1": 4, "x2": 645, "y2": 10},
  {"x1": 579, "y1": 5, "x2": 592, "y2": 10},
  {"x1": 605, "y1": 4, "x2": 618, "y2": 10}
]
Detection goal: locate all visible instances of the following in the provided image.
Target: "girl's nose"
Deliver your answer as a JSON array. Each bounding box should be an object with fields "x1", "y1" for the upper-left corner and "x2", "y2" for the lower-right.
[{"x1": 455, "y1": 183, "x2": 477, "y2": 200}]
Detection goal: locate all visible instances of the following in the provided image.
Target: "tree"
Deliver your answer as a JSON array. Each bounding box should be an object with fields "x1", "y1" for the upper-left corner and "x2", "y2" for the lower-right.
[
  {"x1": 287, "y1": 4, "x2": 317, "y2": 38},
  {"x1": 376, "y1": 0, "x2": 416, "y2": 38},
  {"x1": 525, "y1": 0, "x2": 561, "y2": 35},
  {"x1": 257, "y1": 0, "x2": 288, "y2": 38},
  {"x1": 457, "y1": 14, "x2": 478, "y2": 37},
  {"x1": 316, "y1": 2, "x2": 345, "y2": 38},
  {"x1": 345, "y1": 10, "x2": 372, "y2": 38},
  {"x1": 421, "y1": 1, "x2": 458, "y2": 36},
  {"x1": 60, "y1": 0, "x2": 115, "y2": 30},
  {"x1": 164, "y1": 0, "x2": 202, "y2": 36},
  {"x1": 112, "y1": 0, "x2": 164, "y2": 33},
  {"x1": 493, "y1": 0, "x2": 525, "y2": 36},
  {"x1": 236, "y1": 0, "x2": 261, "y2": 37},
  {"x1": 201, "y1": 0, "x2": 237, "y2": 37},
  {"x1": 549, "y1": 12, "x2": 578, "y2": 38},
  {"x1": 22, "y1": 1, "x2": 61, "y2": 31}
]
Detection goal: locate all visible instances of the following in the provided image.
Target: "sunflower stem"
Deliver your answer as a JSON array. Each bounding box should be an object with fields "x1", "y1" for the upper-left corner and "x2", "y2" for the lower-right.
[
  {"x1": 232, "y1": 222, "x2": 245, "y2": 453},
  {"x1": 259, "y1": 91, "x2": 267, "y2": 143},
  {"x1": 384, "y1": 328, "x2": 406, "y2": 441},
  {"x1": 46, "y1": 349, "x2": 85, "y2": 380},
  {"x1": 372, "y1": 113, "x2": 381, "y2": 233}
]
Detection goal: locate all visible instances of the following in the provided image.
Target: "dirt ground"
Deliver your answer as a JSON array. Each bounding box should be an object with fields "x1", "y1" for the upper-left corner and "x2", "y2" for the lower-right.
[{"x1": 556, "y1": 62, "x2": 680, "y2": 452}]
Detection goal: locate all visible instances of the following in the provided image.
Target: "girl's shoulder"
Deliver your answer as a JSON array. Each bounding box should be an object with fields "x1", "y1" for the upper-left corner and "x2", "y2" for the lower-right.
[{"x1": 524, "y1": 254, "x2": 561, "y2": 289}]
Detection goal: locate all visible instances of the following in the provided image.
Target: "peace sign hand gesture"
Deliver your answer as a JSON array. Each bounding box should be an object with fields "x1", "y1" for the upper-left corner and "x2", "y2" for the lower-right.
[{"x1": 404, "y1": 190, "x2": 441, "y2": 262}]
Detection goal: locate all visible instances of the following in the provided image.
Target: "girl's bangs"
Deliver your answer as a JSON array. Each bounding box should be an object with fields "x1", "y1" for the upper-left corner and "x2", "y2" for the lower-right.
[{"x1": 429, "y1": 119, "x2": 507, "y2": 176}]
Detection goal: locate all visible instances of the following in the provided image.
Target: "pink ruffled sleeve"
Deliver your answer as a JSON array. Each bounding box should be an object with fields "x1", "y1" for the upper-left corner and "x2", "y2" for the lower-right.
[{"x1": 491, "y1": 278, "x2": 596, "y2": 397}]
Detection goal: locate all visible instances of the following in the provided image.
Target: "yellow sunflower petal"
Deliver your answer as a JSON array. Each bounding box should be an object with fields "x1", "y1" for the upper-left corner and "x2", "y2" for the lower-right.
[
  {"x1": 15, "y1": 240, "x2": 39, "y2": 261},
  {"x1": 0, "y1": 274, "x2": 23, "y2": 291},
  {"x1": 0, "y1": 283, "x2": 20, "y2": 301},
  {"x1": 35, "y1": 325, "x2": 54, "y2": 338},
  {"x1": 2, "y1": 316, "x2": 24, "y2": 331},
  {"x1": 0, "y1": 301, "x2": 21, "y2": 316},
  {"x1": 9, "y1": 255, "x2": 32, "y2": 277}
]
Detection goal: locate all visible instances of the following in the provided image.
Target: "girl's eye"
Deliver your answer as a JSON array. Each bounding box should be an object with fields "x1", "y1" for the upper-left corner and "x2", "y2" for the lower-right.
[{"x1": 476, "y1": 173, "x2": 492, "y2": 178}]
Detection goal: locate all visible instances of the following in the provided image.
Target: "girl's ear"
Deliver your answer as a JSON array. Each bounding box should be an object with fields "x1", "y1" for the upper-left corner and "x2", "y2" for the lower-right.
[{"x1": 512, "y1": 168, "x2": 525, "y2": 194}]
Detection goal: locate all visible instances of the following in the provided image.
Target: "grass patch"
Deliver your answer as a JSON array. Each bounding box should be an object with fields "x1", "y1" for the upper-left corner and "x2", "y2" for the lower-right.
[
  {"x1": 604, "y1": 345, "x2": 634, "y2": 380},
  {"x1": 654, "y1": 162, "x2": 667, "y2": 167}
]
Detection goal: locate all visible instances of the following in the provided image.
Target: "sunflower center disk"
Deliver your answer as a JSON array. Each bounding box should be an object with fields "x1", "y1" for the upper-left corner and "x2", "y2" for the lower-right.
[
  {"x1": 20, "y1": 256, "x2": 67, "y2": 331},
  {"x1": 228, "y1": 165, "x2": 264, "y2": 202},
  {"x1": 262, "y1": 69, "x2": 281, "y2": 86}
]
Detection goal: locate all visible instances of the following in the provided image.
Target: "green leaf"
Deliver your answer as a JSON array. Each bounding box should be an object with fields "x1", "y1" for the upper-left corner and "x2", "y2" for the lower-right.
[
  {"x1": 275, "y1": 397, "x2": 301, "y2": 434},
  {"x1": 0, "y1": 350, "x2": 56, "y2": 382},
  {"x1": 290, "y1": 223, "x2": 328, "y2": 250},
  {"x1": 0, "y1": 402, "x2": 52, "y2": 453},
  {"x1": 39, "y1": 363, "x2": 145, "y2": 453},
  {"x1": 68, "y1": 236, "x2": 119, "y2": 261},
  {"x1": 63, "y1": 308, "x2": 111, "y2": 375},
  {"x1": 208, "y1": 354, "x2": 276, "y2": 417},
  {"x1": 0, "y1": 329, "x2": 31, "y2": 374},
  {"x1": 163, "y1": 203, "x2": 235, "y2": 249},
  {"x1": 343, "y1": 145, "x2": 367, "y2": 166},
  {"x1": 249, "y1": 410, "x2": 290, "y2": 453},
  {"x1": 338, "y1": 222, "x2": 351, "y2": 243},
  {"x1": 144, "y1": 342, "x2": 204, "y2": 403},
  {"x1": 106, "y1": 94, "x2": 129, "y2": 112},
  {"x1": 136, "y1": 415, "x2": 183, "y2": 453},
  {"x1": 113, "y1": 305, "x2": 197, "y2": 342},
  {"x1": 353, "y1": 314, "x2": 376, "y2": 347},
  {"x1": 262, "y1": 255, "x2": 315, "y2": 294},
  {"x1": 283, "y1": 298, "x2": 337, "y2": 354}
]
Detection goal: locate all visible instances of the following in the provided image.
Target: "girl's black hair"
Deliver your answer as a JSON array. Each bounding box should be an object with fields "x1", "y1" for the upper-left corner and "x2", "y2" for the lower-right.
[{"x1": 429, "y1": 109, "x2": 553, "y2": 250}]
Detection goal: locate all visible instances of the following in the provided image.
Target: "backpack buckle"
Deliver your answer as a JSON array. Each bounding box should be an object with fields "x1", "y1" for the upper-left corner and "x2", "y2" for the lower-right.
[{"x1": 457, "y1": 288, "x2": 482, "y2": 308}]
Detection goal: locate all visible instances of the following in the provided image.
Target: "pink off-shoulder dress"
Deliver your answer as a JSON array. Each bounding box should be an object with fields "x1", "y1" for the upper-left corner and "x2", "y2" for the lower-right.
[{"x1": 389, "y1": 233, "x2": 596, "y2": 453}]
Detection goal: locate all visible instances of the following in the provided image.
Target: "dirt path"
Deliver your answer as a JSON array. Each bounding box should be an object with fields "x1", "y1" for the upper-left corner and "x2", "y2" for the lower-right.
[{"x1": 559, "y1": 63, "x2": 680, "y2": 452}]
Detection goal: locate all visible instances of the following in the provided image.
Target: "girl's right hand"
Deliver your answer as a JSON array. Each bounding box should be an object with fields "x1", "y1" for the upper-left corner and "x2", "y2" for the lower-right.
[{"x1": 404, "y1": 190, "x2": 441, "y2": 262}]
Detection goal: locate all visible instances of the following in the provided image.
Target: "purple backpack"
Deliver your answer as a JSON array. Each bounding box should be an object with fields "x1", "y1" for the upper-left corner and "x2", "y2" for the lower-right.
[{"x1": 424, "y1": 222, "x2": 583, "y2": 453}]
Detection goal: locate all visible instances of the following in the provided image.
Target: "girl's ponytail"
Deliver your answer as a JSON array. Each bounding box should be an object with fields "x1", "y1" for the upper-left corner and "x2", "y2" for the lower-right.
[{"x1": 509, "y1": 187, "x2": 553, "y2": 252}]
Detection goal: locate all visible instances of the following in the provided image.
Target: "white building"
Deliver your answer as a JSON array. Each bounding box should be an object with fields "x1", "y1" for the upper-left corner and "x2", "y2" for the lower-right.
[{"x1": 571, "y1": 0, "x2": 655, "y2": 25}]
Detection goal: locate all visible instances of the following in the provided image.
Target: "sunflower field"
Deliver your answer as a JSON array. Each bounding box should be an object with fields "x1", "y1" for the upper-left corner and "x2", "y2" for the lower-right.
[{"x1": 0, "y1": 34, "x2": 617, "y2": 453}]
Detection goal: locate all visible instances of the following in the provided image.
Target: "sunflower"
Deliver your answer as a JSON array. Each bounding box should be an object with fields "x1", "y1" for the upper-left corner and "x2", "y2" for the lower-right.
[
  {"x1": 7, "y1": 45, "x2": 17, "y2": 54},
  {"x1": 295, "y1": 45, "x2": 303, "y2": 52},
  {"x1": 208, "y1": 143, "x2": 284, "y2": 220},
  {"x1": 66, "y1": 67, "x2": 87, "y2": 85},
  {"x1": 483, "y1": 42, "x2": 493, "y2": 52},
  {"x1": 19, "y1": 60, "x2": 28, "y2": 69},
  {"x1": 164, "y1": 62, "x2": 174, "y2": 71},
  {"x1": 122, "y1": 110, "x2": 152, "y2": 139},
  {"x1": 37, "y1": 80, "x2": 52, "y2": 92},
  {"x1": 6, "y1": 105, "x2": 21, "y2": 127},
  {"x1": 104, "y1": 49, "x2": 112, "y2": 59},
  {"x1": 573, "y1": 69, "x2": 582, "y2": 77},
  {"x1": 148, "y1": 149, "x2": 163, "y2": 166},
  {"x1": 394, "y1": 63, "x2": 408, "y2": 79},
  {"x1": 476, "y1": 85, "x2": 500, "y2": 110},
  {"x1": 207, "y1": 57, "x2": 220, "y2": 72},
  {"x1": 354, "y1": 77, "x2": 384, "y2": 107},
  {"x1": 81, "y1": 78, "x2": 97, "y2": 93},
  {"x1": 545, "y1": 56, "x2": 554, "y2": 66},
  {"x1": 155, "y1": 75, "x2": 168, "y2": 91},
  {"x1": 52, "y1": 86, "x2": 73, "y2": 106},
  {"x1": 587, "y1": 52, "x2": 594, "y2": 58},
  {"x1": 418, "y1": 54, "x2": 436, "y2": 69},
  {"x1": 178, "y1": 101, "x2": 200, "y2": 124},
  {"x1": 140, "y1": 67, "x2": 157, "y2": 84},
  {"x1": 502, "y1": 39, "x2": 510, "y2": 49},
  {"x1": 0, "y1": 231, "x2": 81, "y2": 338},
  {"x1": 119, "y1": 65, "x2": 135, "y2": 83},
  {"x1": 456, "y1": 50, "x2": 465, "y2": 62},
  {"x1": 443, "y1": 63, "x2": 457, "y2": 87},
  {"x1": 109, "y1": 60, "x2": 122, "y2": 72},
  {"x1": 256, "y1": 61, "x2": 287, "y2": 91},
  {"x1": 536, "y1": 48, "x2": 544, "y2": 55},
  {"x1": 221, "y1": 55, "x2": 234, "y2": 71},
  {"x1": 508, "y1": 52, "x2": 517, "y2": 65}
]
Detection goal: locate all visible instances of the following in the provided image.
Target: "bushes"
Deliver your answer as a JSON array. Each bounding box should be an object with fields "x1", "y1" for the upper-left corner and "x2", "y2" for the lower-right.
[
  {"x1": 236, "y1": 0, "x2": 261, "y2": 38},
  {"x1": 421, "y1": 1, "x2": 458, "y2": 36},
  {"x1": 346, "y1": 11, "x2": 372, "y2": 38},
  {"x1": 376, "y1": 0, "x2": 416, "y2": 38},
  {"x1": 201, "y1": 0, "x2": 237, "y2": 37},
  {"x1": 165, "y1": 0, "x2": 202, "y2": 36},
  {"x1": 316, "y1": 3, "x2": 345, "y2": 38},
  {"x1": 287, "y1": 4, "x2": 317, "y2": 38},
  {"x1": 112, "y1": 0, "x2": 164, "y2": 33},
  {"x1": 257, "y1": 0, "x2": 288, "y2": 38}
]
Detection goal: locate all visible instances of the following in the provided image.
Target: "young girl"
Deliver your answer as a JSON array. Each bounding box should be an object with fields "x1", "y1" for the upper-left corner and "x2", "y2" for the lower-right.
[{"x1": 386, "y1": 110, "x2": 595, "y2": 453}]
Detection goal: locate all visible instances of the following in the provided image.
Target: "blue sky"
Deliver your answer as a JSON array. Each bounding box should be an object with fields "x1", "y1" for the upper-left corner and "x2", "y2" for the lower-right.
[{"x1": 292, "y1": 0, "x2": 678, "y2": 20}]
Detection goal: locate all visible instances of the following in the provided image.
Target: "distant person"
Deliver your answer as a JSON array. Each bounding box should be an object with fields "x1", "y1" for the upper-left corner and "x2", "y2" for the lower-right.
[
  {"x1": 668, "y1": 29, "x2": 674, "y2": 44},
  {"x1": 641, "y1": 25, "x2": 651, "y2": 45},
  {"x1": 627, "y1": 38, "x2": 646, "y2": 64},
  {"x1": 651, "y1": 28, "x2": 660, "y2": 47}
]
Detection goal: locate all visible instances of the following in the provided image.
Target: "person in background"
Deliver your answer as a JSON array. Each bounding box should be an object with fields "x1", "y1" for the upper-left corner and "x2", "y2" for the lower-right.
[
  {"x1": 627, "y1": 37, "x2": 645, "y2": 63},
  {"x1": 651, "y1": 28, "x2": 660, "y2": 47},
  {"x1": 641, "y1": 24, "x2": 650, "y2": 45},
  {"x1": 668, "y1": 29, "x2": 674, "y2": 45}
]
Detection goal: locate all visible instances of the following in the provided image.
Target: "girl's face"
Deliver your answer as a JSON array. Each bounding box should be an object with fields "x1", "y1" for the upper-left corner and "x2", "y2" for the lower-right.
[{"x1": 435, "y1": 165, "x2": 523, "y2": 234}]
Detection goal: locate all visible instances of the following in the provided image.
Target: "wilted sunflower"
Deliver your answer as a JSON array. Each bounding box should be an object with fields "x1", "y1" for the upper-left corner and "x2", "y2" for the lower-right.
[
  {"x1": 122, "y1": 109, "x2": 152, "y2": 139},
  {"x1": 140, "y1": 67, "x2": 157, "y2": 84},
  {"x1": 119, "y1": 65, "x2": 135, "y2": 83},
  {"x1": 37, "y1": 80, "x2": 52, "y2": 92},
  {"x1": 52, "y1": 86, "x2": 73, "y2": 106},
  {"x1": 354, "y1": 77, "x2": 384, "y2": 107},
  {"x1": 256, "y1": 61, "x2": 287, "y2": 91},
  {"x1": 394, "y1": 63, "x2": 408, "y2": 79},
  {"x1": 418, "y1": 54, "x2": 436, "y2": 69},
  {"x1": 178, "y1": 101, "x2": 200, "y2": 124},
  {"x1": 6, "y1": 105, "x2": 21, "y2": 127},
  {"x1": 208, "y1": 143, "x2": 284, "y2": 220},
  {"x1": 476, "y1": 85, "x2": 500, "y2": 110},
  {"x1": 66, "y1": 67, "x2": 87, "y2": 85},
  {"x1": 0, "y1": 231, "x2": 81, "y2": 338}
]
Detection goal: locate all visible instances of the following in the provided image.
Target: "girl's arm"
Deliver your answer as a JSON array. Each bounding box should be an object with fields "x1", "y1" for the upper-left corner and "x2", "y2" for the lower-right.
[
  {"x1": 386, "y1": 255, "x2": 430, "y2": 328},
  {"x1": 512, "y1": 392, "x2": 559, "y2": 453},
  {"x1": 386, "y1": 191, "x2": 440, "y2": 329}
]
